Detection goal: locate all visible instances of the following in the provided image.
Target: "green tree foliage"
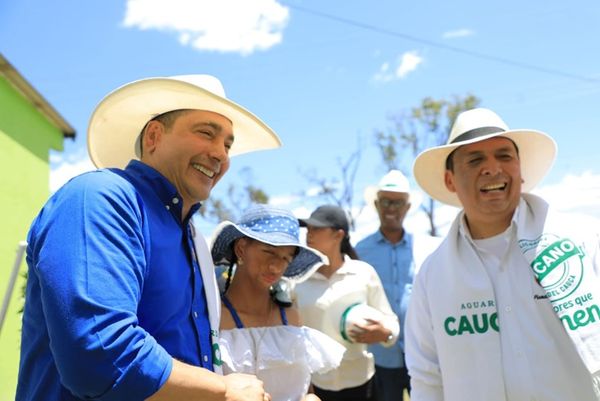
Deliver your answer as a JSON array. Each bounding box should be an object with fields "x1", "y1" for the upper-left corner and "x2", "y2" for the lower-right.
[{"x1": 374, "y1": 94, "x2": 480, "y2": 236}]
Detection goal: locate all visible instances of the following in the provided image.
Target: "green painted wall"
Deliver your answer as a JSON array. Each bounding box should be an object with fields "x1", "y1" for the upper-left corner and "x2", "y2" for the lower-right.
[{"x1": 0, "y1": 76, "x2": 65, "y2": 400}]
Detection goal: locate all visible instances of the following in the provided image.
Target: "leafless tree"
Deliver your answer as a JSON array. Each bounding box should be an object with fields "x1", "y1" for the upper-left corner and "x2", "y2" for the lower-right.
[{"x1": 374, "y1": 95, "x2": 480, "y2": 236}]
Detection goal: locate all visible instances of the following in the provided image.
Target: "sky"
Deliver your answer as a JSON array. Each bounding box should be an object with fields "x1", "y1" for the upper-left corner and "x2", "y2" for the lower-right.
[{"x1": 2, "y1": 0, "x2": 600, "y2": 240}]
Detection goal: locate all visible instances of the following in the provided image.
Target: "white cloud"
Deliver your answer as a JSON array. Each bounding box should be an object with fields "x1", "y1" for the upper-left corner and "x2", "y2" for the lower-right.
[
  {"x1": 442, "y1": 28, "x2": 474, "y2": 39},
  {"x1": 269, "y1": 193, "x2": 301, "y2": 206},
  {"x1": 123, "y1": 0, "x2": 289, "y2": 55},
  {"x1": 304, "y1": 186, "x2": 324, "y2": 197},
  {"x1": 50, "y1": 156, "x2": 95, "y2": 193},
  {"x1": 373, "y1": 51, "x2": 423, "y2": 82},
  {"x1": 373, "y1": 62, "x2": 391, "y2": 82},
  {"x1": 533, "y1": 171, "x2": 600, "y2": 219},
  {"x1": 396, "y1": 51, "x2": 423, "y2": 78}
]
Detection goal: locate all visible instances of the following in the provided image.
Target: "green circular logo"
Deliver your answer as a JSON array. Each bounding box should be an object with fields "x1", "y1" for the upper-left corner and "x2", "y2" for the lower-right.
[{"x1": 527, "y1": 234, "x2": 584, "y2": 302}]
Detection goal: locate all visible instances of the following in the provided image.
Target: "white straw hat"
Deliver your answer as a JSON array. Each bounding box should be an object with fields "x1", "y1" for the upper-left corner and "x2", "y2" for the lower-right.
[
  {"x1": 363, "y1": 170, "x2": 421, "y2": 212},
  {"x1": 363, "y1": 170, "x2": 412, "y2": 205},
  {"x1": 87, "y1": 74, "x2": 282, "y2": 168},
  {"x1": 413, "y1": 108, "x2": 557, "y2": 207}
]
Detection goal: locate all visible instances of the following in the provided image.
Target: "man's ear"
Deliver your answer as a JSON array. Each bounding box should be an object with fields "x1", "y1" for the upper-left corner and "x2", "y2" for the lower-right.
[
  {"x1": 444, "y1": 170, "x2": 457, "y2": 193},
  {"x1": 142, "y1": 120, "x2": 164, "y2": 156}
]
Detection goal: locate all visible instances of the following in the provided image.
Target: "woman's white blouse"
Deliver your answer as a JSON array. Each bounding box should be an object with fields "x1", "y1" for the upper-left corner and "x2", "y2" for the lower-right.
[{"x1": 219, "y1": 325, "x2": 345, "y2": 401}]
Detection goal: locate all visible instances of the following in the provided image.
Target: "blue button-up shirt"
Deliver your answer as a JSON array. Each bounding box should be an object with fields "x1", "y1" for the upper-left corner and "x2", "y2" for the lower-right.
[
  {"x1": 355, "y1": 230, "x2": 414, "y2": 368},
  {"x1": 17, "y1": 160, "x2": 213, "y2": 401}
]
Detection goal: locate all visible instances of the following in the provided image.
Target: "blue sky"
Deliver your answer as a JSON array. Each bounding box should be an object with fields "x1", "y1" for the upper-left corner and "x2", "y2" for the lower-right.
[{"x1": 2, "y1": 0, "x2": 600, "y2": 238}]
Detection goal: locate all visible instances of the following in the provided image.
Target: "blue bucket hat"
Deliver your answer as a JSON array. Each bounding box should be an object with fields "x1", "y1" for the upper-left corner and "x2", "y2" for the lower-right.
[{"x1": 210, "y1": 204, "x2": 327, "y2": 283}]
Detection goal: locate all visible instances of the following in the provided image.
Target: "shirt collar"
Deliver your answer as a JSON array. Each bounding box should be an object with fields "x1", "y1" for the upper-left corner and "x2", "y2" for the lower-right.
[
  {"x1": 124, "y1": 160, "x2": 201, "y2": 221},
  {"x1": 336, "y1": 255, "x2": 357, "y2": 274},
  {"x1": 457, "y1": 200, "x2": 521, "y2": 243},
  {"x1": 310, "y1": 255, "x2": 357, "y2": 280},
  {"x1": 375, "y1": 228, "x2": 412, "y2": 246}
]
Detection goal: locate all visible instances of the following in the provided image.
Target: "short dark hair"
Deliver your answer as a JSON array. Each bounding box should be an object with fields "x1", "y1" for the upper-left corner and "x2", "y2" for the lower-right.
[
  {"x1": 138, "y1": 109, "x2": 192, "y2": 156},
  {"x1": 444, "y1": 137, "x2": 520, "y2": 172},
  {"x1": 445, "y1": 148, "x2": 458, "y2": 172}
]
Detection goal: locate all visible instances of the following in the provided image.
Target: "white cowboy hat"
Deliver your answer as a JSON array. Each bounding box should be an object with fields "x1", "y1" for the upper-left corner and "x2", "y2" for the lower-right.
[
  {"x1": 363, "y1": 170, "x2": 422, "y2": 212},
  {"x1": 413, "y1": 108, "x2": 557, "y2": 207},
  {"x1": 87, "y1": 74, "x2": 282, "y2": 168}
]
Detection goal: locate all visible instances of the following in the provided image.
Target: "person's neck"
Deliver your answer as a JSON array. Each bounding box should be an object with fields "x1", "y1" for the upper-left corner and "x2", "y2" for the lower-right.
[
  {"x1": 179, "y1": 193, "x2": 197, "y2": 222},
  {"x1": 225, "y1": 280, "x2": 272, "y2": 315},
  {"x1": 380, "y1": 226, "x2": 404, "y2": 244},
  {"x1": 140, "y1": 159, "x2": 196, "y2": 221},
  {"x1": 318, "y1": 252, "x2": 345, "y2": 279},
  {"x1": 181, "y1": 204, "x2": 191, "y2": 221},
  {"x1": 465, "y1": 214, "x2": 512, "y2": 239}
]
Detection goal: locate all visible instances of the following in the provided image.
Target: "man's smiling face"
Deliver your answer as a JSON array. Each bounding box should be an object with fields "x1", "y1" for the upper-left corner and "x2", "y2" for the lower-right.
[
  {"x1": 444, "y1": 136, "x2": 522, "y2": 236},
  {"x1": 142, "y1": 109, "x2": 233, "y2": 205}
]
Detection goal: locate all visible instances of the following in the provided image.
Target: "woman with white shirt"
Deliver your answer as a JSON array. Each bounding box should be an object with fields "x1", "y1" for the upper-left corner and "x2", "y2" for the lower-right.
[{"x1": 293, "y1": 205, "x2": 400, "y2": 401}]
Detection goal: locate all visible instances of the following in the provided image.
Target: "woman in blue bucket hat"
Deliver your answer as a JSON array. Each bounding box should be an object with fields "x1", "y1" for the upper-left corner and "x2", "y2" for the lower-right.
[{"x1": 210, "y1": 204, "x2": 345, "y2": 401}]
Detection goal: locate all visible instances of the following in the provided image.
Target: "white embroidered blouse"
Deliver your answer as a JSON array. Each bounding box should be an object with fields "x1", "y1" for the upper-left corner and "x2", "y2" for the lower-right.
[{"x1": 219, "y1": 325, "x2": 345, "y2": 401}]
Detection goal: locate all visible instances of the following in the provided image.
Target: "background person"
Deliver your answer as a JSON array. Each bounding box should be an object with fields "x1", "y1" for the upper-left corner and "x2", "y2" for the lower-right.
[
  {"x1": 16, "y1": 75, "x2": 281, "y2": 401},
  {"x1": 211, "y1": 204, "x2": 345, "y2": 401},
  {"x1": 356, "y1": 170, "x2": 441, "y2": 401},
  {"x1": 293, "y1": 205, "x2": 400, "y2": 401},
  {"x1": 406, "y1": 107, "x2": 600, "y2": 400}
]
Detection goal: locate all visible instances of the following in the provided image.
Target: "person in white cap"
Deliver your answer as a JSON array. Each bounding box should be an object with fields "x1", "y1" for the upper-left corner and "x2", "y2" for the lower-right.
[
  {"x1": 406, "y1": 108, "x2": 600, "y2": 400},
  {"x1": 16, "y1": 75, "x2": 282, "y2": 401},
  {"x1": 355, "y1": 170, "x2": 440, "y2": 401}
]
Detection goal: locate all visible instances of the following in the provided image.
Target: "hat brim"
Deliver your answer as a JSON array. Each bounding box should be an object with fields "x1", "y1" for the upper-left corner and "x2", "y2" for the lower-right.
[
  {"x1": 87, "y1": 77, "x2": 282, "y2": 168},
  {"x1": 210, "y1": 221, "x2": 326, "y2": 283},
  {"x1": 298, "y1": 217, "x2": 333, "y2": 228},
  {"x1": 413, "y1": 129, "x2": 557, "y2": 207}
]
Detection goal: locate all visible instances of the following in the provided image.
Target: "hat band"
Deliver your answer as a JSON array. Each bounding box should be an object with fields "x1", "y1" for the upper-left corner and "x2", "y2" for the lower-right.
[{"x1": 450, "y1": 126, "x2": 505, "y2": 144}]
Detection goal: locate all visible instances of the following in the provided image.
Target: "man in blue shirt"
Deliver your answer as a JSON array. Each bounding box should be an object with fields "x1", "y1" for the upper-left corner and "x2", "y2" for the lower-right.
[
  {"x1": 16, "y1": 75, "x2": 281, "y2": 401},
  {"x1": 356, "y1": 170, "x2": 439, "y2": 401}
]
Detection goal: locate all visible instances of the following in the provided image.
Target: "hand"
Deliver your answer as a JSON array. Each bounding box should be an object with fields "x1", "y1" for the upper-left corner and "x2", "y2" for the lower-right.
[
  {"x1": 348, "y1": 318, "x2": 389, "y2": 344},
  {"x1": 223, "y1": 373, "x2": 270, "y2": 401}
]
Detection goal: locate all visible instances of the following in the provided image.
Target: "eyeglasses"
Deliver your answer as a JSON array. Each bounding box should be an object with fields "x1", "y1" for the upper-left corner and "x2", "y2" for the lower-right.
[{"x1": 377, "y1": 198, "x2": 408, "y2": 209}]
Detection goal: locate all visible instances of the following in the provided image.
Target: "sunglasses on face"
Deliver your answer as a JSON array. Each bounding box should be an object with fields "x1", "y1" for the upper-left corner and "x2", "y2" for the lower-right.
[{"x1": 377, "y1": 198, "x2": 408, "y2": 209}]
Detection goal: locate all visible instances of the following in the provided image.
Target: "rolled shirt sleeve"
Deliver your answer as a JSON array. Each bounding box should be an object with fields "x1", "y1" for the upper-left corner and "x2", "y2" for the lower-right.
[{"x1": 24, "y1": 171, "x2": 172, "y2": 400}]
